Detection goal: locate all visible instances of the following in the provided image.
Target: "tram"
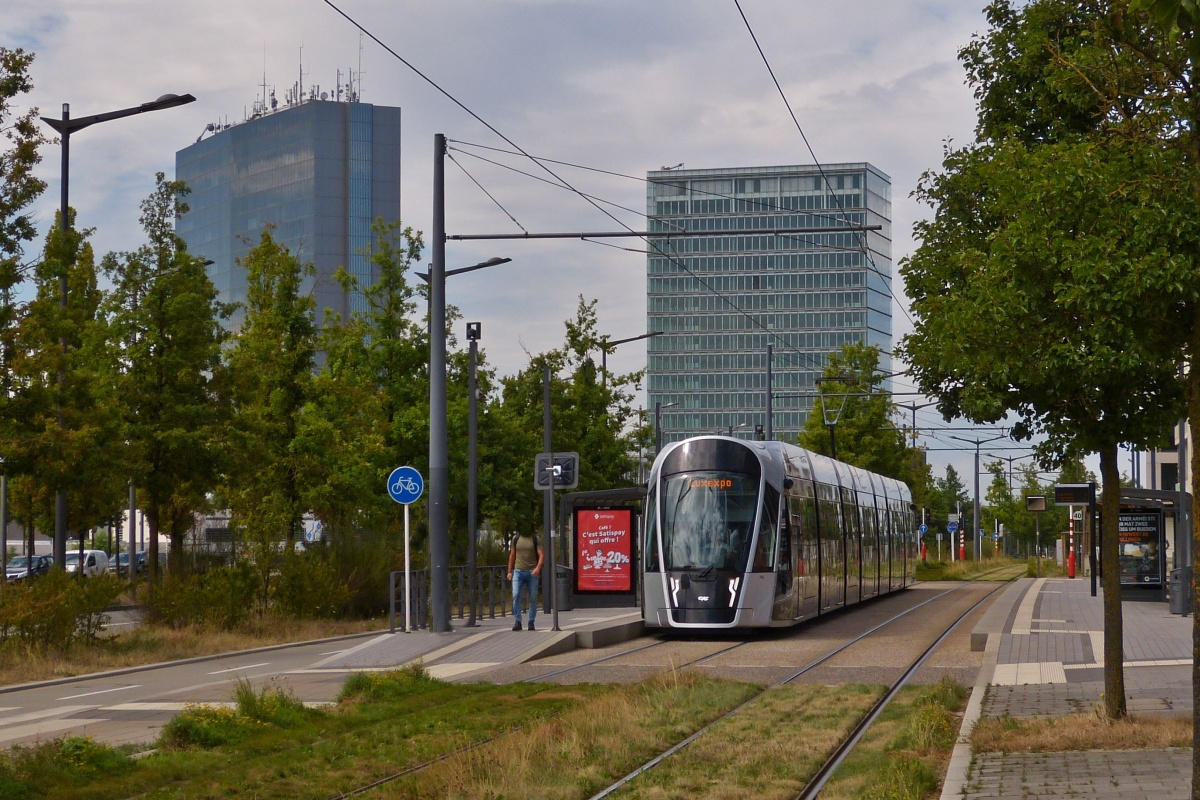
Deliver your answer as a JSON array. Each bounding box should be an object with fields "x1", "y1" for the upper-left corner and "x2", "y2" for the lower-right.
[{"x1": 642, "y1": 435, "x2": 916, "y2": 630}]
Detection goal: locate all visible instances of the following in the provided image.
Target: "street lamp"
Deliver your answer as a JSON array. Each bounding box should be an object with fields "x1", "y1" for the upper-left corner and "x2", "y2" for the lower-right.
[
  {"x1": 599, "y1": 331, "x2": 662, "y2": 389},
  {"x1": 655, "y1": 401, "x2": 678, "y2": 453},
  {"x1": 950, "y1": 433, "x2": 1007, "y2": 561},
  {"x1": 727, "y1": 422, "x2": 748, "y2": 437},
  {"x1": 426, "y1": 136, "x2": 513, "y2": 634},
  {"x1": 40, "y1": 92, "x2": 196, "y2": 570},
  {"x1": 466, "y1": 321, "x2": 482, "y2": 627}
]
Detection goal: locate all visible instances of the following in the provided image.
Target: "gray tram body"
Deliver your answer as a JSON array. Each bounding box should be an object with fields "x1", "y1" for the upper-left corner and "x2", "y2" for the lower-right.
[{"x1": 642, "y1": 436, "x2": 916, "y2": 630}]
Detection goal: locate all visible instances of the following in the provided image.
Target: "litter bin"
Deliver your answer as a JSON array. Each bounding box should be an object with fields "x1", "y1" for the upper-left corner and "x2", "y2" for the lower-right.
[
  {"x1": 1169, "y1": 568, "x2": 1183, "y2": 614},
  {"x1": 555, "y1": 566, "x2": 574, "y2": 611}
]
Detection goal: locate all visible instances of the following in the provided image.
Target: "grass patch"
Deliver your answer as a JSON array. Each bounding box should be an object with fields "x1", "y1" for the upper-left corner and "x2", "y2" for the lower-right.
[
  {"x1": 0, "y1": 616, "x2": 382, "y2": 687},
  {"x1": 971, "y1": 712, "x2": 1192, "y2": 753},
  {"x1": 915, "y1": 556, "x2": 1027, "y2": 582},
  {"x1": 819, "y1": 677, "x2": 969, "y2": 800},
  {"x1": 598, "y1": 682, "x2": 883, "y2": 800},
  {"x1": 19, "y1": 666, "x2": 678, "y2": 800},
  {"x1": 401, "y1": 669, "x2": 760, "y2": 799}
]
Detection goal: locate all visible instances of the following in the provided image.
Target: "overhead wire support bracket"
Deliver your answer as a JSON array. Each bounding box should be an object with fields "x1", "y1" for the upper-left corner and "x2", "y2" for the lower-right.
[{"x1": 447, "y1": 225, "x2": 881, "y2": 241}]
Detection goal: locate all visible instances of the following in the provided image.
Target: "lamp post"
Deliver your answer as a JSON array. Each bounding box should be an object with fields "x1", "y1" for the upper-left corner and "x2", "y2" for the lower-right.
[
  {"x1": 466, "y1": 321, "x2": 481, "y2": 626},
  {"x1": 39, "y1": 92, "x2": 196, "y2": 570},
  {"x1": 727, "y1": 422, "x2": 748, "y2": 437},
  {"x1": 950, "y1": 434, "x2": 1007, "y2": 561},
  {"x1": 655, "y1": 401, "x2": 678, "y2": 453},
  {"x1": 428, "y1": 135, "x2": 513, "y2": 633},
  {"x1": 599, "y1": 331, "x2": 661, "y2": 390}
]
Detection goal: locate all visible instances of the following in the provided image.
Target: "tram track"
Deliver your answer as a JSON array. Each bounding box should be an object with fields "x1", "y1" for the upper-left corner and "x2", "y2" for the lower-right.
[
  {"x1": 323, "y1": 582, "x2": 1000, "y2": 799},
  {"x1": 585, "y1": 581, "x2": 1003, "y2": 800}
]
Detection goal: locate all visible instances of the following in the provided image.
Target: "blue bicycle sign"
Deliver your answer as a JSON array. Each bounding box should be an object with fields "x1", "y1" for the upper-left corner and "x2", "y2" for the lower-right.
[{"x1": 387, "y1": 466, "x2": 424, "y2": 505}]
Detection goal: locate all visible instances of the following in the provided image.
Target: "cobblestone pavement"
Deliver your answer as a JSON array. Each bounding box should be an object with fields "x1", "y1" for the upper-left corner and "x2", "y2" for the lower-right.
[{"x1": 945, "y1": 578, "x2": 1193, "y2": 799}]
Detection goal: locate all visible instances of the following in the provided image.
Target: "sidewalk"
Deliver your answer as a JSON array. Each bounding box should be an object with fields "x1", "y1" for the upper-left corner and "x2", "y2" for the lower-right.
[{"x1": 942, "y1": 578, "x2": 1192, "y2": 799}]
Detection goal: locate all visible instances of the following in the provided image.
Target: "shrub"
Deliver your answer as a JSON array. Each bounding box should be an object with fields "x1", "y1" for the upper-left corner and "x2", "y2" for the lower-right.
[
  {"x1": 144, "y1": 562, "x2": 258, "y2": 629},
  {"x1": 159, "y1": 704, "x2": 256, "y2": 749},
  {"x1": 0, "y1": 571, "x2": 121, "y2": 652},
  {"x1": 272, "y1": 550, "x2": 354, "y2": 619},
  {"x1": 233, "y1": 678, "x2": 316, "y2": 728},
  {"x1": 338, "y1": 663, "x2": 439, "y2": 703}
]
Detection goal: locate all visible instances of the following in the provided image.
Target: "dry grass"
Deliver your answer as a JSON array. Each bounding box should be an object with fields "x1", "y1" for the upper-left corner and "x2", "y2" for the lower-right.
[
  {"x1": 971, "y1": 713, "x2": 1193, "y2": 753},
  {"x1": 0, "y1": 616, "x2": 383, "y2": 686},
  {"x1": 393, "y1": 670, "x2": 761, "y2": 799}
]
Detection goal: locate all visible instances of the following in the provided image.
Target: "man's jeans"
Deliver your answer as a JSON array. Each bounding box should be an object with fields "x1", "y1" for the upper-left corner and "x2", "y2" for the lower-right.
[{"x1": 512, "y1": 569, "x2": 539, "y2": 624}]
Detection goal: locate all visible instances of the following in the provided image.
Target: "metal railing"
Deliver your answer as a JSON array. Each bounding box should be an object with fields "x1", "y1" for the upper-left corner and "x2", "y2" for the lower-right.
[{"x1": 389, "y1": 564, "x2": 511, "y2": 632}]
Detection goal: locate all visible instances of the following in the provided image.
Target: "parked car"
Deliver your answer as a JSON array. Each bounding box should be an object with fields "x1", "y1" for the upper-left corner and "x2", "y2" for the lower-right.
[
  {"x1": 5, "y1": 555, "x2": 51, "y2": 582},
  {"x1": 64, "y1": 549, "x2": 109, "y2": 578},
  {"x1": 111, "y1": 551, "x2": 150, "y2": 577}
]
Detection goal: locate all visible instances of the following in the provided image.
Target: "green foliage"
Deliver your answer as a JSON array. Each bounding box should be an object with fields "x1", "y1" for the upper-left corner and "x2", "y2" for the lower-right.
[
  {"x1": 855, "y1": 754, "x2": 938, "y2": 800},
  {"x1": 160, "y1": 703, "x2": 257, "y2": 749},
  {"x1": 271, "y1": 550, "x2": 354, "y2": 619},
  {"x1": 797, "y1": 342, "x2": 931, "y2": 498},
  {"x1": 233, "y1": 678, "x2": 315, "y2": 729},
  {"x1": 0, "y1": 571, "x2": 120, "y2": 652},
  {"x1": 487, "y1": 297, "x2": 645, "y2": 538},
  {"x1": 0, "y1": 736, "x2": 131, "y2": 799},
  {"x1": 144, "y1": 562, "x2": 258, "y2": 629},
  {"x1": 337, "y1": 663, "x2": 440, "y2": 703},
  {"x1": 103, "y1": 174, "x2": 228, "y2": 576}
]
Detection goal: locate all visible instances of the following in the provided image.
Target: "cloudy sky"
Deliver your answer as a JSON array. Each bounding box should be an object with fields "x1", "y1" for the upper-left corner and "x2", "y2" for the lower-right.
[{"x1": 4, "y1": 0, "x2": 1073, "y2": 494}]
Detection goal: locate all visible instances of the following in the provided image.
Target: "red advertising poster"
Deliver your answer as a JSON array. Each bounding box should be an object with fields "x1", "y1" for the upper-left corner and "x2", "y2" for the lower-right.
[{"x1": 575, "y1": 509, "x2": 633, "y2": 592}]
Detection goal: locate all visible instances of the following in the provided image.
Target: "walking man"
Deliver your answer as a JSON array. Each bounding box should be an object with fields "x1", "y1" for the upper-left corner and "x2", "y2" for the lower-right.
[{"x1": 507, "y1": 531, "x2": 544, "y2": 631}]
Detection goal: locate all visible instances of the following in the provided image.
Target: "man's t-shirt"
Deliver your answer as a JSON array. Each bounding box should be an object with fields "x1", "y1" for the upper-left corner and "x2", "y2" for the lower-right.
[{"x1": 513, "y1": 535, "x2": 539, "y2": 571}]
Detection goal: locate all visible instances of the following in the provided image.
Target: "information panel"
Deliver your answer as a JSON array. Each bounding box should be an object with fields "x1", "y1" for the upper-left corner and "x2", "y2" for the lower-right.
[
  {"x1": 574, "y1": 508, "x2": 634, "y2": 593},
  {"x1": 1118, "y1": 510, "x2": 1164, "y2": 587}
]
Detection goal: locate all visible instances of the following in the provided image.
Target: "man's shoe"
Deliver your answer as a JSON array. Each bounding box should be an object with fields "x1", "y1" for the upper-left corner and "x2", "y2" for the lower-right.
[
  {"x1": 512, "y1": 621, "x2": 522, "y2": 631},
  {"x1": 527, "y1": 621, "x2": 536, "y2": 631}
]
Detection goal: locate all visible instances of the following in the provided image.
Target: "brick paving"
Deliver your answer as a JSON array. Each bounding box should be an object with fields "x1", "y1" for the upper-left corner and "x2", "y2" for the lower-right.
[{"x1": 946, "y1": 578, "x2": 1194, "y2": 799}]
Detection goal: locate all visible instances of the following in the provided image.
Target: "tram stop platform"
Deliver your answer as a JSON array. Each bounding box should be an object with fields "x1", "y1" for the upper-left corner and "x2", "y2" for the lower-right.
[
  {"x1": 318, "y1": 607, "x2": 645, "y2": 681},
  {"x1": 942, "y1": 577, "x2": 1193, "y2": 799}
]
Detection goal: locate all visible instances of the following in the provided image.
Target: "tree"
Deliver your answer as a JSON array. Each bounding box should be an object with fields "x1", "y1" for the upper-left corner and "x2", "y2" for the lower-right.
[
  {"x1": 103, "y1": 174, "x2": 227, "y2": 576},
  {"x1": 797, "y1": 342, "x2": 932, "y2": 501},
  {"x1": 300, "y1": 220, "x2": 428, "y2": 542},
  {"x1": 487, "y1": 298, "x2": 644, "y2": 540},
  {"x1": 8, "y1": 213, "x2": 121, "y2": 545},
  {"x1": 222, "y1": 230, "x2": 317, "y2": 606},
  {"x1": 0, "y1": 48, "x2": 47, "y2": 553},
  {"x1": 900, "y1": 0, "x2": 1198, "y2": 720}
]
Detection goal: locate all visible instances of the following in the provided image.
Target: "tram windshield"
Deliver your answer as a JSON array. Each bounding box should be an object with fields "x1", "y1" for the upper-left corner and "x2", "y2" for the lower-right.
[{"x1": 660, "y1": 471, "x2": 758, "y2": 572}]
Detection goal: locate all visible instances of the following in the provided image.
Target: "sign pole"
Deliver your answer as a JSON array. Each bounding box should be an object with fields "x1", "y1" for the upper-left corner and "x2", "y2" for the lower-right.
[
  {"x1": 388, "y1": 466, "x2": 425, "y2": 633},
  {"x1": 404, "y1": 502, "x2": 411, "y2": 632}
]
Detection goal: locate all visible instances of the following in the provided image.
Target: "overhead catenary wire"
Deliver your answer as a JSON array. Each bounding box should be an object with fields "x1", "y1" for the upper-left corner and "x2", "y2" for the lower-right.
[
  {"x1": 449, "y1": 140, "x2": 907, "y2": 372},
  {"x1": 731, "y1": 0, "x2": 914, "y2": 330},
  {"x1": 320, "y1": 0, "x2": 856, "y2": 380},
  {"x1": 322, "y1": 0, "x2": 947, "y2": 448}
]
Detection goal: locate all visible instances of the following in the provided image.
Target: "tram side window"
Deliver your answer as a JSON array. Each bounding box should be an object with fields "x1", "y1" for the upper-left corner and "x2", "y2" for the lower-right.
[
  {"x1": 644, "y1": 490, "x2": 659, "y2": 571},
  {"x1": 753, "y1": 486, "x2": 780, "y2": 571}
]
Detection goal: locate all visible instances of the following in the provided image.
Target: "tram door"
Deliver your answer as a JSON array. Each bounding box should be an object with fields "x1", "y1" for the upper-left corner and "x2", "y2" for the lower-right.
[
  {"x1": 790, "y1": 483, "x2": 819, "y2": 619},
  {"x1": 817, "y1": 485, "x2": 843, "y2": 612}
]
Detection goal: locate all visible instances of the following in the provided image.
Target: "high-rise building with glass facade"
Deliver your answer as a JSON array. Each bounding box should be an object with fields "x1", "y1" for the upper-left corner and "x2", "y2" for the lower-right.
[
  {"x1": 646, "y1": 163, "x2": 892, "y2": 446},
  {"x1": 174, "y1": 97, "x2": 402, "y2": 328}
]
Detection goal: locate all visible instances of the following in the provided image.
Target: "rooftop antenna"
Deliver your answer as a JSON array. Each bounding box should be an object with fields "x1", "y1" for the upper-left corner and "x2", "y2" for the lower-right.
[{"x1": 358, "y1": 31, "x2": 364, "y2": 100}]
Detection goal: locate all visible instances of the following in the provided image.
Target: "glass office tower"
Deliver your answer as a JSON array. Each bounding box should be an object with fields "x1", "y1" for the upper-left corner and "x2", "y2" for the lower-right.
[
  {"x1": 175, "y1": 98, "x2": 402, "y2": 329},
  {"x1": 646, "y1": 163, "x2": 892, "y2": 446}
]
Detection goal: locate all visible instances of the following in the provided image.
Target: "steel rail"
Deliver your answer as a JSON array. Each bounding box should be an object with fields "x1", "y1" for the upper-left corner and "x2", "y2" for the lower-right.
[{"x1": 585, "y1": 586, "x2": 962, "y2": 800}]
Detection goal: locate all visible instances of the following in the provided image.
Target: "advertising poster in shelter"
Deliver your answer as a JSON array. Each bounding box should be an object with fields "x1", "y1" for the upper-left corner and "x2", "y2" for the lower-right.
[
  {"x1": 575, "y1": 509, "x2": 634, "y2": 593},
  {"x1": 1118, "y1": 511, "x2": 1163, "y2": 587}
]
